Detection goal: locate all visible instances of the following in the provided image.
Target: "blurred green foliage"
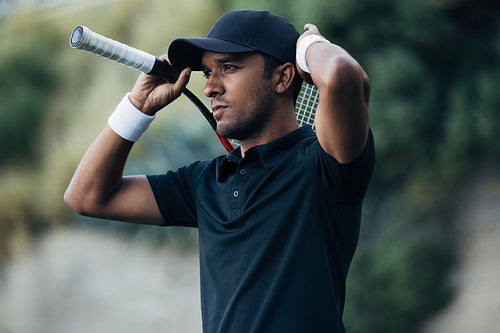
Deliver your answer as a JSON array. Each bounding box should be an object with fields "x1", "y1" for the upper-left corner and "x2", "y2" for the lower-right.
[
  {"x1": 0, "y1": 0, "x2": 499, "y2": 331},
  {"x1": 0, "y1": 32, "x2": 59, "y2": 164}
]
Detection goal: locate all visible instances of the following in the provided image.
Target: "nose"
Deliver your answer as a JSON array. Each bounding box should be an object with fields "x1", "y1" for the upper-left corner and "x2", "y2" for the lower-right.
[{"x1": 203, "y1": 73, "x2": 224, "y2": 98}]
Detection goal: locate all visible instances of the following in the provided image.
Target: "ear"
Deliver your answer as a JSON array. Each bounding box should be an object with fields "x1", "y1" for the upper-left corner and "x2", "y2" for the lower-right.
[{"x1": 274, "y1": 63, "x2": 296, "y2": 95}]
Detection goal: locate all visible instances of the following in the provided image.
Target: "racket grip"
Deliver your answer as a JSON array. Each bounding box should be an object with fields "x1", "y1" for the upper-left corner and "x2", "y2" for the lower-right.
[{"x1": 70, "y1": 25, "x2": 168, "y2": 76}]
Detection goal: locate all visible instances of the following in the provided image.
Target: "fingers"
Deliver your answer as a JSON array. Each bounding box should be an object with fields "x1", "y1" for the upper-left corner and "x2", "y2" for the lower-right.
[
  {"x1": 171, "y1": 67, "x2": 192, "y2": 97},
  {"x1": 129, "y1": 54, "x2": 192, "y2": 115},
  {"x1": 304, "y1": 23, "x2": 319, "y2": 33},
  {"x1": 303, "y1": 23, "x2": 324, "y2": 39},
  {"x1": 158, "y1": 54, "x2": 171, "y2": 63},
  {"x1": 156, "y1": 53, "x2": 192, "y2": 101},
  {"x1": 130, "y1": 65, "x2": 192, "y2": 115}
]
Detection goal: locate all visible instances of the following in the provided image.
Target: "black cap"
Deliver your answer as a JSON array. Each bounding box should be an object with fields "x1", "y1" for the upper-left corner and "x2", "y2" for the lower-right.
[{"x1": 168, "y1": 10, "x2": 300, "y2": 70}]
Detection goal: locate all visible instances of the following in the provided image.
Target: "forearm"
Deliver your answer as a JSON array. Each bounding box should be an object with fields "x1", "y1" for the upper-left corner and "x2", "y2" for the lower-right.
[
  {"x1": 64, "y1": 125, "x2": 134, "y2": 215},
  {"x1": 298, "y1": 27, "x2": 370, "y2": 163},
  {"x1": 64, "y1": 60, "x2": 190, "y2": 221}
]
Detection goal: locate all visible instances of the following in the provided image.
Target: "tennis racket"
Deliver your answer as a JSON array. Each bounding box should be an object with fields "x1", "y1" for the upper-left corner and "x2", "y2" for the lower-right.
[{"x1": 69, "y1": 26, "x2": 318, "y2": 152}]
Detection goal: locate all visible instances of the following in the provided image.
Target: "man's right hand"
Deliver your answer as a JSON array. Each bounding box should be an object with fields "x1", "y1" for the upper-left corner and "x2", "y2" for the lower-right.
[{"x1": 130, "y1": 55, "x2": 192, "y2": 116}]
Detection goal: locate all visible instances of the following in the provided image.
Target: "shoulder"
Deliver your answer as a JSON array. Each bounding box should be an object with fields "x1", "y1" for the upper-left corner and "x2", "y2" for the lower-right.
[{"x1": 303, "y1": 128, "x2": 375, "y2": 201}]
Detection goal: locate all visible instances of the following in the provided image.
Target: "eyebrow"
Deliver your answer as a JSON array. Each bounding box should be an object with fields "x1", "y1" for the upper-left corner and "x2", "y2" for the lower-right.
[
  {"x1": 215, "y1": 54, "x2": 246, "y2": 64},
  {"x1": 201, "y1": 52, "x2": 255, "y2": 71}
]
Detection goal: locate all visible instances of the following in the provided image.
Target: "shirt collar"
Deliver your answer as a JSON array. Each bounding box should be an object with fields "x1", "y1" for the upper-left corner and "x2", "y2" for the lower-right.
[
  {"x1": 217, "y1": 125, "x2": 315, "y2": 181},
  {"x1": 255, "y1": 125, "x2": 315, "y2": 169},
  {"x1": 217, "y1": 146, "x2": 242, "y2": 182}
]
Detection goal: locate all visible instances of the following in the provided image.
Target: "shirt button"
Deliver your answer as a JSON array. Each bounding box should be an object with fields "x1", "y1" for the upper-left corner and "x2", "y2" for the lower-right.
[
  {"x1": 239, "y1": 169, "x2": 247, "y2": 175},
  {"x1": 233, "y1": 190, "x2": 239, "y2": 198}
]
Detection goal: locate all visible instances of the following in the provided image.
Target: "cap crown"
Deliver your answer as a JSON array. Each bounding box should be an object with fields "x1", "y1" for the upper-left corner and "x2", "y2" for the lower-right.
[
  {"x1": 168, "y1": 10, "x2": 299, "y2": 70},
  {"x1": 207, "y1": 10, "x2": 299, "y2": 63}
]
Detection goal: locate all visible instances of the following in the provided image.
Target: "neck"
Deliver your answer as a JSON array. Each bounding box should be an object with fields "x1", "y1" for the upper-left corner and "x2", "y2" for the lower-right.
[{"x1": 238, "y1": 103, "x2": 299, "y2": 157}]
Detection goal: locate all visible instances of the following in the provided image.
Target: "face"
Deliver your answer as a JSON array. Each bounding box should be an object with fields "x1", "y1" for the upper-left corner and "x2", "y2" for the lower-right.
[{"x1": 201, "y1": 51, "x2": 276, "y2": 141}]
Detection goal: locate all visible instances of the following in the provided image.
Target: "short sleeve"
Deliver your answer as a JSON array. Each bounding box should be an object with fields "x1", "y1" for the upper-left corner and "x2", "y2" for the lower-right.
[
  {"x1": 336, "y1": 129, "x2": 375, "y2": 201},
  {"x1": 305, "y1": 128, "x2": 375, "y2": 202},
  {"x1": 147, "y1": 167, "x2": 198, "y2": 227}
]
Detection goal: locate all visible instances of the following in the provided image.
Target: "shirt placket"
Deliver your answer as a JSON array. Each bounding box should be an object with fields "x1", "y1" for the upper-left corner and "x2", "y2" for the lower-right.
[{"x1": 230, "y1": 162, "x2": 248, "y2": 219}]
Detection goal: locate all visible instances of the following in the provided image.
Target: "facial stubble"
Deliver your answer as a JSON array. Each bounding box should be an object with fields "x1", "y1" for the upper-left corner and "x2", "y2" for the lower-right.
[{"x1": 216, "y1": 79, "x2": 276, "y2": 142}]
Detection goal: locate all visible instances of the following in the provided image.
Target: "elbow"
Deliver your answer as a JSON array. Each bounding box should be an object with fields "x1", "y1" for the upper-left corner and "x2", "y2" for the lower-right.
[
  {"x1": 321, "y1": 55, "x2": 371, "y2": 106},
  {"x1": 64, "y1": 183, "x2": 112, "y2": 218},
  {"x1": 64, "y1": 187, "x2": 94, "y2": 216},
  {"x1": 323, "y1": 55, "x2": 368, "y2": 89},
  {"x1": 64, "y1": 188, "x2": 85, "y2": 215}
]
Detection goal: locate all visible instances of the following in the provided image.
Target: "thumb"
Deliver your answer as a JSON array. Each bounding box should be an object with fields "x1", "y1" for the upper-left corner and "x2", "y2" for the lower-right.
[{"x1": 171, "y1": 67, "x2": 192, "y2": 97}]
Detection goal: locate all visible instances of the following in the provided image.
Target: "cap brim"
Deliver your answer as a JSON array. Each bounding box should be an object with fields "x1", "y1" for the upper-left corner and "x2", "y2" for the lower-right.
[{"x1": 168, "y1": 38, "x2": 254, "y2": 70}]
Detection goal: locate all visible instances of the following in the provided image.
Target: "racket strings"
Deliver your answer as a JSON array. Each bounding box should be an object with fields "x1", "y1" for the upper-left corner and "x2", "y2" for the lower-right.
[{"x1": 295, "y1": 82, "x2": 318, "y2": 130}]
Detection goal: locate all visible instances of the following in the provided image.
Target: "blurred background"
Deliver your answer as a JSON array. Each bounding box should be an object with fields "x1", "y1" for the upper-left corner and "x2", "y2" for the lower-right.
[{"x1": 0, "y1": 0, "x2": 499, "y2": 332}]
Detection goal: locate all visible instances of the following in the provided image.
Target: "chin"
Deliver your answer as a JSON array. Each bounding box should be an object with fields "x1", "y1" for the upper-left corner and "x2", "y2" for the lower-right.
[
  {"x1": 217, "y1": 126, "x2": 239, "y2": 141},
  {"x1": 217, "y1": 122, "x2": 246, "y2": 141},
  {"x1": 217, "y1": 113, "x2": 267, "y2": 141}
]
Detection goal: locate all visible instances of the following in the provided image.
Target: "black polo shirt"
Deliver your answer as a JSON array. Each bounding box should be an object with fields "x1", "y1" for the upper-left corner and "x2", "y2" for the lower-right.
[{"x1": 147, "y1": 126, "x2": 375, "y2": 333}]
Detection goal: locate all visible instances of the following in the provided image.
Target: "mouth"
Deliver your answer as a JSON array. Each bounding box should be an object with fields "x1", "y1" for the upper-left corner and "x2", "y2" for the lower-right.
[{"x1": 211, "y1": 103, "x2": 229, "y2": 119}]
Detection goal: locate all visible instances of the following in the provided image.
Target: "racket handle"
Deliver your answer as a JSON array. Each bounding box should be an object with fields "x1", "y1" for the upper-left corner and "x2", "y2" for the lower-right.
[{"x1": 70, "y1": 25, "x2": 167, "y2": 76}]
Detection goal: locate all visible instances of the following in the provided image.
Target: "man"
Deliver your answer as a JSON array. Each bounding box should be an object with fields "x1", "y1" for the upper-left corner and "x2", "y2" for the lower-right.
[{"x1": 65, "y1": 9, "x2": 374, "y2": 333}]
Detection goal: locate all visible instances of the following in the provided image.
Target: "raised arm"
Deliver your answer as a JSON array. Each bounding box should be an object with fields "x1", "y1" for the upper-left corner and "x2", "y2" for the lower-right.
[
  {"x1": 297, "y1": 24, "x2": 370, "y2": 164},
  {"x1": 64, "y1": 57, "x2": 191, "y2": 224}
]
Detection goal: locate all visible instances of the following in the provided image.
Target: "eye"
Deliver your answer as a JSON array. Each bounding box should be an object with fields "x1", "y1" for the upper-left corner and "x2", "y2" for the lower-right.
[
  {"x1": 223, "y1": 64, "x2": 236, "y2": 72},
  {"x1": 203, "y1": 70, "x2": 212, "y2": 79}
]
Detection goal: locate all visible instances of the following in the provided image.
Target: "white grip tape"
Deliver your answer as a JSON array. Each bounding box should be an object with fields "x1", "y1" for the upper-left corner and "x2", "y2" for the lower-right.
[
  {"x1": 296, "y1": 34, "x2": 330, "y2": 73},
  {"x1": 108, "y1": 93, "x2": 156, "y2": 142},
  {"x1": 73, "y1": 26, "x2": 156, "y2": 74}
]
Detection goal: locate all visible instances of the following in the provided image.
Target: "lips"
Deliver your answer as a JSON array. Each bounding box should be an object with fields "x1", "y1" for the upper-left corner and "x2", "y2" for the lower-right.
[{"x1": 211, "y1": 102, "x2": 230, "y2": 119}]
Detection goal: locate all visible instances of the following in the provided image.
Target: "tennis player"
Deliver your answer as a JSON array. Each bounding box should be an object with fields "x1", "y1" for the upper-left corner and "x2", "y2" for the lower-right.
[{"x1": 65, "y1": 9, "x2": 375, "y2": 332}]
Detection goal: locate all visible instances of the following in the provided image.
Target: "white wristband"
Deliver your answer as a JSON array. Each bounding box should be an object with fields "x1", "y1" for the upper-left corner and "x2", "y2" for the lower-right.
[
  {"x1": 296, "y1": 34, "x2": 330, "y2": 73},
  {"x1": 108, "y1": 93, "x2": 156, "y2": 142}
]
